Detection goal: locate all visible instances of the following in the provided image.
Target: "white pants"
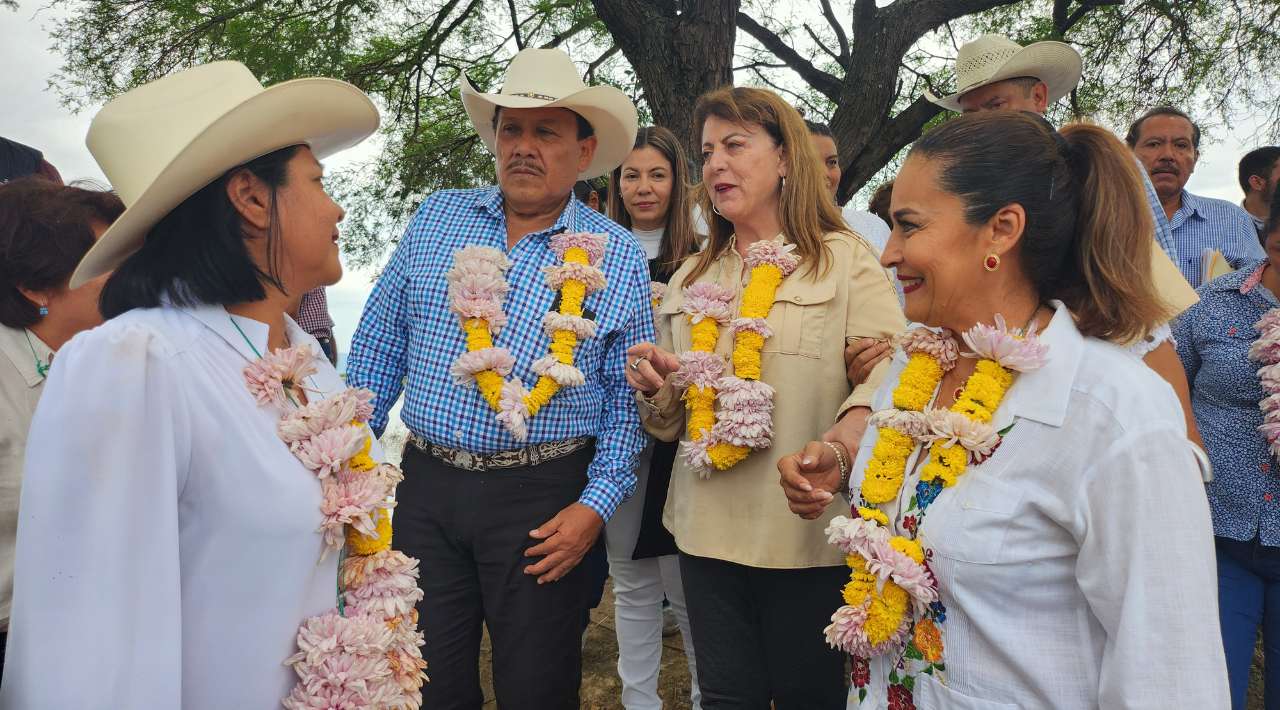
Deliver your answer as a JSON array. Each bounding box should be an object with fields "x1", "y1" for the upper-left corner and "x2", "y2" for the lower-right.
[{"x1": 606, "y1": 446, "x2": 701, "y2": 709}]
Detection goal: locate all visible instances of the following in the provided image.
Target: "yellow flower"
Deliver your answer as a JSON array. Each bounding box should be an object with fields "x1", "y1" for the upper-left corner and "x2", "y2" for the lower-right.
[
  {"x1": 893, "y1": 353, "x2": 944, "y2": 411},
  {"x1": 548, "y1": 328, "x2": 577, "y2": 363},
  {"x1": 348, "y1": 452, "x2": 377, "y2": 473},
  {"x1": 732, "y1": 331, "x2": 765, "y2": 380},
  {"x1": 864, "y1": 580, "x2": 910, "y2": 647},
  {"x1": 475, "y1": 370, "x2": 506, "y2": 409},
  {"x1": 913, "y1": 617, "x2": 944, "y2": 663},
  {"x1": 685, "y1": 385, "x2": 717, "y2": 439},
  {"x1": 861, "y1": 457, "x2": 906, "y2": 504},
  {"x1": 889, "y1": 536, "x2": 924, "y2": 564},
  {"x1": 871, "y1": 428, "x2": 915, "y2": 461},
  {"x1": 347, "y1": 507, "x2": 393, "y2": 555},
  {"x1": 857, "y1": 507, "x2": 889, "y2": 526},
  {"x1": 708, "y1": 441, "x2": 750, "y2": 469},
  {"x1": 740, "y1": 265, "x2": 783, "y2": 319},
  {"x1": 690, "y1": 319, "x2": 719, "y2": 352},
  {"x1": 525, "y1": 376, "x2": 561, "y2": 415},
  {"x1": 463, "y1": 318, "x2": 493, "y2": 351},
  {"x1": 921, "y1": 441, "x2": 968, "y2": 486},
  {"x1": 561, "y1": 280, "x2": 586, "y2": 317},
  {"x1": 563, "y1": 247, "x2": 589, "y2": 265}
]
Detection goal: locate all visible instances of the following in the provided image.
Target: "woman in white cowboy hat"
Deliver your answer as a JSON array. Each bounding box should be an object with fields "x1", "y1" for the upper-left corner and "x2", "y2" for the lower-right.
[{"x1": 0, "y1": 62, "x2": 428, "y2": 709}]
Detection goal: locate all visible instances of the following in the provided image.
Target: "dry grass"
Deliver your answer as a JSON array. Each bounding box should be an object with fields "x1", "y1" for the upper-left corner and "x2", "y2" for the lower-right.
[{"x1": 478, "y1": 579, "x2": 696, "y2": 709}]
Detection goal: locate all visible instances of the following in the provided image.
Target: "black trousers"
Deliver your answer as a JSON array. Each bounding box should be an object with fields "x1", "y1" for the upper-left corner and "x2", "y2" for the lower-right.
[
  {"x1": 397, "y1": 443, "x2": 595, "y2": 710},
  {"x1": 680, "y1": 552, "x2": 849, "y2": 709}
]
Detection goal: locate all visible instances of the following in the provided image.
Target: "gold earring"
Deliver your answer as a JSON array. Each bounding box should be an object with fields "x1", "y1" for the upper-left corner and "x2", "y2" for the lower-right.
[{"x1": 983, "y1": 254, "x2": 1001, "y2": 271}]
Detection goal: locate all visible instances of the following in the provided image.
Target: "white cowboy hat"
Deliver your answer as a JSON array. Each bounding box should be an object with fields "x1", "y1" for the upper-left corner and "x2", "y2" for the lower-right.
[
  {"x1": 460, "y1": 48, "x2": 638, "y2": 180},
  {"x1": 926, "y1": 34, "x2": 1083, "y2": 113},
  {"x1": 71, "y1": 61, "x2": 379, "y2": 288}
]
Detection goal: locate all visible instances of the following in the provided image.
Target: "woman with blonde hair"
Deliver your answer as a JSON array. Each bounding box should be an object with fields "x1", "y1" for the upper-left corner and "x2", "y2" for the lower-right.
[
  {"x1": 625, "y1": 87, "x2": 904, "y2": 708},
  {"x1": 780, "y1": 112, "x2": 1226, "y2": 708},
  {"x1": 606, "y1": 124, "x2": 703, "y2": 709}
]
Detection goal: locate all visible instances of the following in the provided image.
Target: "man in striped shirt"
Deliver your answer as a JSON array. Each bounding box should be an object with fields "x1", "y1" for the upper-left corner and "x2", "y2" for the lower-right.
[{"x1": 1127, "y1": 106, "x2": 1264, "y2": 287}]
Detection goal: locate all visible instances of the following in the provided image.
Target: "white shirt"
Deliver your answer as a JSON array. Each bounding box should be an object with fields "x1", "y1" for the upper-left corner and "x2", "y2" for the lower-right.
[
  {"x1": 0, "y1": 304, "x2": 363, "y2": 709},
  {"x1": 0, "y1": 326, "x2": 51, "y2": 631},
  {"x1": 632, "y1": 226, "x2": 664, "y2": 261},
  {"x1": 841, "y1": 205, "x2": 891, "y2": 255},
  {"x1": 850, "y1": 304, "x2": 1228, "y2": 709}
]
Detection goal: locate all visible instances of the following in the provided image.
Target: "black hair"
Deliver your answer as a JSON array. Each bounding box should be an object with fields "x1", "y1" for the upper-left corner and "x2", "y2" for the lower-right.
[
  {"x1": 99, "y1": 145, "x2": 301, "y2": 319},
  {"x1": 804, "y1": 120, "x2": 833, "y2": 137},
  {"x1": 1268, "y1": 185, "x2": 1280, "y2": 237},
  {"x1": 1240, "y1": 146, "x2": 1280, "y2": 194},
  {"x1": 1125, "y1": 106, "x2": 1201, "y2": 149}
]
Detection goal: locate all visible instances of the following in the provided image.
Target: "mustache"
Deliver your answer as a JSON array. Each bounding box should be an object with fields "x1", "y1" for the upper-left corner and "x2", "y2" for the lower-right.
[
  {"x1": 505, "y1": 158, "x2": 543, "y2": 175},
  {"x1": 1151, "y1": 162, "x2": 1180, "y2": 175}
]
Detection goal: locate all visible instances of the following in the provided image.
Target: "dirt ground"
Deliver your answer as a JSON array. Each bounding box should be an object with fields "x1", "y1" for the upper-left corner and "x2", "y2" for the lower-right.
[{"x1": 477, "y1": 579, "x2": 696, "y2": 709}]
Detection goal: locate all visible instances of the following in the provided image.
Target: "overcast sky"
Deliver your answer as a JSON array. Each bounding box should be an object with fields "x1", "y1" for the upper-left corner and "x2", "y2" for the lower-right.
[{"x1": 1, "y1": 1, "x2": 1270, "y2": 262}]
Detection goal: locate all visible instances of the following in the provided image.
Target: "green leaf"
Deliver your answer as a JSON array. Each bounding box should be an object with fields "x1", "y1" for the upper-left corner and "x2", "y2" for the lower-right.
[
  {"x1": 889, "y1": 669, "x2": 900, "y2": 684},
  {"x1": 858, "y1": 688, "x2": 867, "y2": 703},
  {"x1": 904, "y1": 644, "x2": 924, "y2": 661},
  {"x1": 903, "y1": 675, "x2": 916, "y2": 692}
]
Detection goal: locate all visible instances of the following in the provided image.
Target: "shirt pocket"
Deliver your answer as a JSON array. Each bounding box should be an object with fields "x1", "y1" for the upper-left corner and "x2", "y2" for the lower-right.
[
  {"x1": 763, "y1": 275, "x2": 838, "y2": 358},
  {"x1": 915, "y1": 672, "x2": 1022, "y2": 710},
  {"x1": 657, "y1": 288, "x2": 690, "y2": 354},
  {"x1": 922, "y1": 472, "x2": 1024, "y2": 565}
]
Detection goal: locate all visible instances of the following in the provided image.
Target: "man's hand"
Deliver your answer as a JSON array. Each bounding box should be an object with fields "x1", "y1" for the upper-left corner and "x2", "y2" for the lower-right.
[
  {"x1": 524, "y1": 502, "x2": 605, "y2": 584},
  {"x1": 778, "y1": 440, "x2": 844, "y2": 520},
  {"x1": 625, "y1": 342, "x2": 680, "y2": 395},
  {"x1": 845, "y1": 337, "x2": 891, "y2": 388}
]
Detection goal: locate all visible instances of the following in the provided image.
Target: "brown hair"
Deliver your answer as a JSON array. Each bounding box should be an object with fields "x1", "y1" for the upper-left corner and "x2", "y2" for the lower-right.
[
  {"x1": 868, "y1": 180, "x2": 894, "y2": 225},
  {"x1": 0, "y1": 178, "x2": 124, "y2": 328},
  {"x1": 685, "y1": 86, "x2": 844, "y2": 284},
  {"x1": 913, "y1": 112, "x2": 1167, "y2": 344},
  {"x1": 607, "y1": 126, "x2": 700, "y2": 275},
  {"x1": 1125, "y1": 106, "x2": 1200, "y2": 149}
]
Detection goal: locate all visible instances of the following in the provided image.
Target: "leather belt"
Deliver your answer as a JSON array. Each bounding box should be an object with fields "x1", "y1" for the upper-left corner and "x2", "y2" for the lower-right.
[{"x1": 410, "y1": 434, "x2": 593, "y2": 472}]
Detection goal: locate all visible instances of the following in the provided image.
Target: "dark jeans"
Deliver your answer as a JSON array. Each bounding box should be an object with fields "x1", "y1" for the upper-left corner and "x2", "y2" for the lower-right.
[
  {"x1": 397, "y1": 443, "x2": 595, "y2": 710},
  {"x1": 679, "y1": 552, "x2": 848, "y2": 709},
  {"x1": 1218, "y1": 536, "x2": 1280, "y2": 710}
]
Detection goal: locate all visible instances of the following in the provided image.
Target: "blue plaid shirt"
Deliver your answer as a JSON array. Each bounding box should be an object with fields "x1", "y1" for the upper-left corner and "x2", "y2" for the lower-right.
[
  {"x1": 1167, "y1": 189, "x2": 1265, "y2": 286},
  {"x1": 1139, "y1": 165, "x2": 1179, "y2": 264},
  {"x1": 346, "y1": 187, "x2": 655, "y2": 521},
  {"x1": 1173, "y1": 261, "x2": 1280, "y2": 544}
]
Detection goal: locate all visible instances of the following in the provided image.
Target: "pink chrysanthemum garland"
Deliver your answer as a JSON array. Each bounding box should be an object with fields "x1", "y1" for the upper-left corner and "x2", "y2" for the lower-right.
[
  {"x1": 446, "y1": 234, "x2": 606, "y2": 441},
  {"x1": 1250, "y1": 308, "x2": 1280, "y2": 457},
  {"x1": 245, "y1": 345, "x2": 428, "y2": 709},
  {"x1": 672, "y1": 241, "x2": 799, "y2": 476}
]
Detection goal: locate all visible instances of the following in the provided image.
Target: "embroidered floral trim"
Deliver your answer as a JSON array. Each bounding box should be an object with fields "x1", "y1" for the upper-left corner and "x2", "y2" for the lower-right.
[
  {"x1": 1250, "y1": 307, "x2": 1280, "y2": 458},
  {"x1": 830, "y1": 317, "x2": 1047, "y2": 704},
  {"x1": 244, "y1": 347, "x2": 428, "y2": 708},
  {"x1": 447, "y1": 233, "x2": 607, "y2": 441},
  {"x1": 673, "y1": 241, "x2": 798, "y2": 476}
]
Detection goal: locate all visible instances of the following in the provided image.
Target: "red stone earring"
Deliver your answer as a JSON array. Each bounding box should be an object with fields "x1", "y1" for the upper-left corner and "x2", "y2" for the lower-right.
[{"x1": 983, "y1": 254, "x2": 1001, "y2": 272}]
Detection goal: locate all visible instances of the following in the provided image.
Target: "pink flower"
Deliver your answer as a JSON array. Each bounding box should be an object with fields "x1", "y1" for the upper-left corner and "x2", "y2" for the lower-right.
[
  {"x1": 449, "y1": 347, "x2": 515, "y2": 385},
  {"x1": 1252, "y1": 333, "x2": 1280, "y2": 365},
  {"x1": 497, "y1": 378, "x2": 531, "y2": 441},
  {"x1": 672, "y1": 350, "x2": 726, "y2": 389},
  {"x1": 541, "y1": 311, "x2": 598, "y2": 339},
  {"x1": 921, "y1": 408, "x2": 1000, "y2": 457},
  {"x1": 343, "y1": 551, "x2": 425, "y2": 620},
  {"x1": 1255, "y1": 308, "x2": 1280, "y2": 335},
  {"x1": 650, "y1": 281, "x2": 667, "y2": 304},
  {"x1": 320, "y1": 476, "x2": 391, "y2": 551},
  {"x1": 729, "y1": 317, "x2": 773, "y2": 339},
  {"x1": 962, "y1": 314, "x2": 1048, "y2": 372},
  {"x1": 278, "y1": 390, "x2": 377, "y2": 443},
  {"x1": 743, "y1": 240, "x2": 800, "y2": 276},
  {"x1": 551, "y1": 232, "x2": 608, "y2": 265},
  {"x1": 679, "y1": 436, "x2": 713, "y2": 476},
  {"x1": 244, "y1": 345, "x2": 319, "y2": 409},
  {"x1": 867, "y1": 408, "x2": 930, "y2": 440},
  {"x1": 448, "y1": 246, "x2": 510, "y2": 275},
  {"x1": 544, "y1": 262, "x2": 607, "y2": 292},
  {"x1": 293, "y1": 426, "x2": 369, "y2": 478},
  {"x1": 897, "y1": 328, "x2": 959, "y2": 371},
  {"x1": 531, "y1": 355, "x2": 586, "y2": 387},
  {"x1": 682, "y1": 282, "x2": 735, "y2": 324}
]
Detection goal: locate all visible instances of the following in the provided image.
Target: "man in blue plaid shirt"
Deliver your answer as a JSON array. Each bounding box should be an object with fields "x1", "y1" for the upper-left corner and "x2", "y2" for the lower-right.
[{"x1": 346, "y1": 48, "x2": 649, "y2": 709}]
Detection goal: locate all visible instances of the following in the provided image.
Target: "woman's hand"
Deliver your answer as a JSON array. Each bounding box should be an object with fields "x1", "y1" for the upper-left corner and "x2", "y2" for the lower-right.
[
  {"x1": 625, "y1": 342, "x2": 679, "y2": 395},
  {"x1": 845, "y1": 337, "x2": 891, "y2": 388},
  {"x1": 778, "y1": 440, "x2": 845, "y2": 520}
]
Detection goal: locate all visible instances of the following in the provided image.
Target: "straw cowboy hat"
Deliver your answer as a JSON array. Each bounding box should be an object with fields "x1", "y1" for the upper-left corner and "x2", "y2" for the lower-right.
[
  {"x1": 926, "y1": 34, "x2": 1083, "y2": 113},
  {"x1": 71, "y1": 61, "x2": 379, "y2": 288},
  {"x1": 460, "y1": 48, "x2": 638, "y2": 180}
]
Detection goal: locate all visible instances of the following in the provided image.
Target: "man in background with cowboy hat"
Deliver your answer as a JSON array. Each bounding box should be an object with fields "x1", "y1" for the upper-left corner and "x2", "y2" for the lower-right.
[
  {"x1": 845, "y1": 32, "x2": 1206, "y2": 446},
  {"x1": 347, "y1": 47, "x2": 649, "y2": 709}
]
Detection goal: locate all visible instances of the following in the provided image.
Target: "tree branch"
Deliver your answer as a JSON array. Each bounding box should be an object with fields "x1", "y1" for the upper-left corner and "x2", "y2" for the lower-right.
[
  {"x1": 736, "y1": 12, "x2": 842, "y2": 99},
  {"x1": 585, "y1": 44, "x2": 620, "y2": 82},
  {"x1": 819, "y1": 0, "x2": 850, "y2": 62},
  {"x1": 803, "y1": 23, "x2": 842, "y2": 65},
  {"x1": 507, "y1": 0, "x2": 524, "y2": 49},
  {"x1": 542, "y1": 14, "x2": 595, "y2": 48},
  {"x1": 885, "y1": 0, "x2": 1024, "y2": 48},
  {"x1": 839, "y1": 95, "x2": 942, "y2": 197},
  {"x1": 1061, "y1": 0, "x2": 1123, "y2": 35}
]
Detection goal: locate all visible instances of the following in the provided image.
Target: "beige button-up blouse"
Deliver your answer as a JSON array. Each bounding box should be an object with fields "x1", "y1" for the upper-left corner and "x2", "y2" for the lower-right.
[
  {"x1": 642, "y1": 231, "x2": 906, "y2": 568},
  {"x1": 0, "y1": 325, "x2": 51, "y2": 630}
]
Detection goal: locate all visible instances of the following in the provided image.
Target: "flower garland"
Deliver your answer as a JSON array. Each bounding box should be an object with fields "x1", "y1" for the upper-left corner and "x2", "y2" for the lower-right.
[
  {"x1": 1251, "y1": 308, "x2": 1280, "y2": 458},
  {"x1": 673, "y1": 241, "x2": 799, "y2": 476},
  {"x1": 446, "y1": 234, "x2": 606, "y2": 441},
  {"x1": 825, "y1": 316, "x2": 1047, "y2": 705},
  {"x1": 244, "y1": 346, "x2": 429, "y2": 709}
]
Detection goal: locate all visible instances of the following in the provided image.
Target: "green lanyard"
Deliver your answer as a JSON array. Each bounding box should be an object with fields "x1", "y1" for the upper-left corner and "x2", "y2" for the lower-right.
[{"x1": 24, "y1": 330, "x2": 49, "y2": 380}]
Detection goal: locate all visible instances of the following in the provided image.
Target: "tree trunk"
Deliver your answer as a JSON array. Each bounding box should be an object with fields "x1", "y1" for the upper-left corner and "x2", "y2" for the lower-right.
[{"x1": 591, "y1": 0, "x2": 739, "y2": 164}]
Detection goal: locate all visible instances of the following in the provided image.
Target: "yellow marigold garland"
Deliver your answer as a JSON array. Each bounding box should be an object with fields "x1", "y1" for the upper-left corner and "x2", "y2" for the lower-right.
[{"x1": 446, "y1": 234, "x2": 607, "y2": 441}]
